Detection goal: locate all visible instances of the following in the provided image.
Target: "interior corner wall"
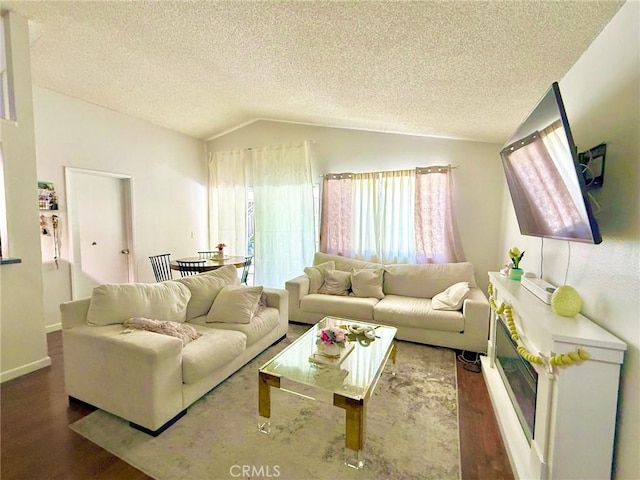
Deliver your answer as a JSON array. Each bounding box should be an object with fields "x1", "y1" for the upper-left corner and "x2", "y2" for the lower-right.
[
  {"x1": 496, "y1": 2, "x2": 639, "y2": 478},
  {"x1": 207, "y1": 121, "x2": 505, "y2": 291},
  {"x1": 32, "y1": 87, "x2": 207, "y2": 331},
  {"x1": 1, "y1": 11, "x2": 50, "y2": 382}
]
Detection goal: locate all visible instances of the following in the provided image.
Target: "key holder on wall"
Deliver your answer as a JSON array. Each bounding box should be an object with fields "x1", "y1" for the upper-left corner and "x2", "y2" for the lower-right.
[
  {"x1": 51, "y1": 215, "x2": 61, "y2": 269},
  {"x1": 40, "y1": 214, "x2": 62, "y2": 268}
]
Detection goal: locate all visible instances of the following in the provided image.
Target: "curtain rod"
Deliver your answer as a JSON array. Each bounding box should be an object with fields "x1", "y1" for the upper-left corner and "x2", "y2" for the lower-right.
[
  {"x1": 244, "y1": 139, "x2": 316, "y2": 151},
  {"x1": 321, "y1": 165, "x2": 459, "y2": 177}
]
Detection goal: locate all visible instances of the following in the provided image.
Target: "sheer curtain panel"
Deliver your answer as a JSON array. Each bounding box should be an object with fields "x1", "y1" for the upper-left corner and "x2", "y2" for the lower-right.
[
  {"x1": 319, "y1": 173, "x2": 353, "y2": 256},
  {"x1": 251, "y1": 142, "x2": 315, "y2": 288},
  {"x1": 415, "y1": 166, "x2": 465, "y2": 263},
  {"x1": 209, "y1": 150, "x2": 248, "y2": 256}
]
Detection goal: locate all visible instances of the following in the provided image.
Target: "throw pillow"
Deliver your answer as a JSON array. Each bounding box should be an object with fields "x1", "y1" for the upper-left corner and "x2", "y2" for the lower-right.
[
  {"x1": 431, "y1": 281, "x2": 470, "y2": 311},
  {"x1": 304, "y1": 260, "x2": 336, "y2": 294},
  {"x1": 318, "y1": 269, "x2": 351, "y2": 296},
  {"x1": 174, "y1": 264, "x2": 240, "y2": 320},
  {"x1": 86, "y1": 282, "x2": 191, "y2": 326},
  {"x1": 255, "y1": 291, "x2": 268, "y2": 315},
  {"x1": 350, "y1": 268, "x2": 385, "y2": 299},
  {"x1": 123, "y1": 317, "x2": 202, "y2": 346},
  {"x1": 206, "y1": 285, "x2": 264, "y2": 324}
]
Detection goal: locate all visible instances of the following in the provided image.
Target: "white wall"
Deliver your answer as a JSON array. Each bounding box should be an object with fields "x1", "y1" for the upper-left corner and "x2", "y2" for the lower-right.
[
  {"x1": 208, "y1": 120, "x2": 505, "y2": 291},
  {"x1": 496, "y1": 3, "x2": 639, "y2": 478},
  {"x1": 33, "y1": 87, "x2": 207, "y2": 330},
  {"x1": 1, "y1": 11, "x2": 50, "y2": 382}
]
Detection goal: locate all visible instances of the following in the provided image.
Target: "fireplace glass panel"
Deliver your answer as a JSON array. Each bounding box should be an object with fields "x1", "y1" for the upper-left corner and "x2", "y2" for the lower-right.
[{"x1": 495, "y1": 317, "x2": 538, "y2": 444}]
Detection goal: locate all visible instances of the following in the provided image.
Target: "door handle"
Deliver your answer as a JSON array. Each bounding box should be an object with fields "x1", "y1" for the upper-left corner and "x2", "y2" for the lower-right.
[{"x1": 121, "y1": 249, "x2": 130, "y2": 254}]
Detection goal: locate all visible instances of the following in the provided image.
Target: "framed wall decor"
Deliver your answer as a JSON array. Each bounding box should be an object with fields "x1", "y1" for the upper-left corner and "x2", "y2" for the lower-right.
[{"x1": 37, "y1": 181, "x2": 58, "y2": 210}]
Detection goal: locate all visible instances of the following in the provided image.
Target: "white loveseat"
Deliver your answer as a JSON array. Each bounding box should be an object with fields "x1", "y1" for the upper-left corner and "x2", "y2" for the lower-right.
[
  {"x1": 286, "y1": 253, "x2": 489, "y2": 353},
  {"x1": 60, "y1": 265, "x2": 288, "y2": 435}
]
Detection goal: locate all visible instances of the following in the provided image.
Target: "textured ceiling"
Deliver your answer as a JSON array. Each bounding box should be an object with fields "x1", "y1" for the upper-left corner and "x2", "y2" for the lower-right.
[{"x1": 3, "y1": 1, "x2": 624, "y2": 143}]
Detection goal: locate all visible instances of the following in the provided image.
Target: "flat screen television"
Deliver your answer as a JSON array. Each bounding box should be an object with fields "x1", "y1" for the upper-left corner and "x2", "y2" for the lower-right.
[{"x1": 500, "y1": 82, "x2": 602, "y2": 244}]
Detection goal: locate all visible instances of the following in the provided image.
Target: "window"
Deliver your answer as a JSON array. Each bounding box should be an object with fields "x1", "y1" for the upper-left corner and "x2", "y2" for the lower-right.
[{"x1": 320, "y1": 167, "x2": 465, "y2": 264}]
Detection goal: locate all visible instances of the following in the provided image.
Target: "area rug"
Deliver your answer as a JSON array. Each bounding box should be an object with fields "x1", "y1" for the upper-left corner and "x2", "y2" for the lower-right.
[{"x1": 70, "y1": 324, "x2": 460, "y2": 480}]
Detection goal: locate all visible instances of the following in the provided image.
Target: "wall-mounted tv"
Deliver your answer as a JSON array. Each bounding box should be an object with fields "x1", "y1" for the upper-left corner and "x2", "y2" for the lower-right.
[{"x1": 500, "y1": 82, "x2": 602, "y2": 244}]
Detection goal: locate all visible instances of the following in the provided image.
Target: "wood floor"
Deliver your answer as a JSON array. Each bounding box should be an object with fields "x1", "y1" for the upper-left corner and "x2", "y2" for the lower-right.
[{"x1": 1, "y1": 331, "x2": 513, "y2": 480}]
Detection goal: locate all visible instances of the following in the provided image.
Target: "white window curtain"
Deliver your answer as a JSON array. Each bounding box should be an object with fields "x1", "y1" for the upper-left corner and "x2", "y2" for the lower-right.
[
  {"x1": 208, "y1": 149, "x2": 248, "y2": 256},
  {"x1": 251, "y1": 142, "x2": 315, "y2": 288},
  {"x1": 415, "y1": 166, "x2": 465, "y2": 263},
  {"x1": 351, "y1": 172, "x2": 379, "y2": 261},
  {"x1": 378, "y1": 170, "x2": 416, "y2": 263}
]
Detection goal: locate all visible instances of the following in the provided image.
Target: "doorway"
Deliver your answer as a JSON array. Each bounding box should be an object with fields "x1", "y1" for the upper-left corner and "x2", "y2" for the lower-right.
[{"x1": 65, "y1": 167, "x2": 134, "y2": 299}]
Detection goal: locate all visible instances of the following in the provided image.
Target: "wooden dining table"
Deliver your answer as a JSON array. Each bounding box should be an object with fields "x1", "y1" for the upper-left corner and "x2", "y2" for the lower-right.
[{"x1": 170, "y1": 255, "x2": 248, "y2": 272}]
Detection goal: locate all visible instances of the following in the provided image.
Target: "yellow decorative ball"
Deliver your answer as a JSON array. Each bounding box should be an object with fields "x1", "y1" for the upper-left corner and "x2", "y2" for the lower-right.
[{"x1": 551, "y1": 285, "x2": 583, "y2": 317}]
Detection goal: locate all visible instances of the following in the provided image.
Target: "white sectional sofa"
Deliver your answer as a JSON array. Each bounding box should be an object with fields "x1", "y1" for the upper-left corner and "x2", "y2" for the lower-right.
[
  {"x1": 60, "y1": 265, "x2": 288, "y2": 435},
  {"x1": 286, "y1": 252, "x2": 489, "y2": 353}
]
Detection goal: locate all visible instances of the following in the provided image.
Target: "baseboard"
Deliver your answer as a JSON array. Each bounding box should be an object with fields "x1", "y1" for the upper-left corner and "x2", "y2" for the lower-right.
[
  {"x1": 1, "y1": 356, "x2": 52, "y2": 383},
  {"x1": 46, "y1": 323, "x2": 62, "y2": 333}
]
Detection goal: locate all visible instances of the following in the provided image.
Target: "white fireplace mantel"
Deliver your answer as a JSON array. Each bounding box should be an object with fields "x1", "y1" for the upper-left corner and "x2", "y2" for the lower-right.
[{"x1": 481, "y1": 272, "x2": 626, "y2": 480}]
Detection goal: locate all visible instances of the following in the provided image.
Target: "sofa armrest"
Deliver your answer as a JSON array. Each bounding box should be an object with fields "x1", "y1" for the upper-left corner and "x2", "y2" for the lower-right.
[
  {"x1": 263, "y1": 287, "x2": 289, "y2": 329},
  {"x1": 461, "y1": 287, "x2": 491, "y2": 352},
  {"x1": 63, "y1": 326, "x2": 184, "y2": 430},
  {"x1": 60, "y1": 297, "x2": 91, "y2": 329},
  {"x1": 285, "y1": 274, "x2": 309, "y2": 320}
]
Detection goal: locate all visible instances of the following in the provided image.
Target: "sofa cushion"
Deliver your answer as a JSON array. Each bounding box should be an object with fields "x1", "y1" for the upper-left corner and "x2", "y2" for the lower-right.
[
  {"x1": 432, "y1": 282, "x2": 470, "y2": 311},
  {"x1": 383, "y1": 262, "x2": 477, "y2": 299},
  {"x1": 304, "y1": 261, "x2": 336, "y2": 294},
  {"x1": 86, "y1": 282, "x2": 191, "y2": 326},
  {"x1": 174, "y1": 265, "x2": 240, "y2": 320},
  {"x1": 196, "y1": 307, "x2": 281, "y2": 346},
  {"x1": 123, "y1": 317, "x2": 202, "y2": 345},
  {"x1": 373, "y1": 295, "x2": 464, "y2": 332},
  {"x1": 318, "y1": 270, "x2": 352, "y2": 296},
  {"x1": 181, "y1": 328, "x2": 246, "y2": 384},
  {"x1": 351, "y1": 268, "x2": 385, "y2": 299},
  {"x1": 206, "y1": 285, "x2": 264, "y2": 324},
  {"x1": 313, "y1": 252, "x2": 383, "y2": 272},
  {"x1": 300, "y1": 294, "x2": 379, "y2": 320}
]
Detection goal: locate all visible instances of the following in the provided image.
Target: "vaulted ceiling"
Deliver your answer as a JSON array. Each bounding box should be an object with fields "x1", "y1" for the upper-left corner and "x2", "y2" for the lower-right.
[{"x1": 3, "y1": 1, "x2": 624, "y2": 143}]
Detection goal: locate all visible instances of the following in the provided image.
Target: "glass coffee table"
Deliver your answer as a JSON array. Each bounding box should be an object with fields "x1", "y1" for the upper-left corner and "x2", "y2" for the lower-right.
[{"x1": 258, "y1": 317, "x2": 397, "y2": 469}]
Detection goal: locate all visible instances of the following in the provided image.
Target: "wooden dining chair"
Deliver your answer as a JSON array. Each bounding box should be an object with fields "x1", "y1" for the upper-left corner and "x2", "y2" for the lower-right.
[
  {"x1": 197, "y1": 251, "x2": 217, "y2": 259},
  {"x1": 149, "y1": 253, "x2": 172, "y2": 282},
  {"x1": 176, "y1": 259, "x2": 206, "y2": 277},
  {"x1": 241, "y1": 256, "x2": 253, "y2": 284}
]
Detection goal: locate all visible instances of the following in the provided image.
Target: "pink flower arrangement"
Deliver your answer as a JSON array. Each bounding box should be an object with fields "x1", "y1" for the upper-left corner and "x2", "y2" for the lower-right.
[{"x1": 317, "y1": 326, "x2": 348, "y2": 348}]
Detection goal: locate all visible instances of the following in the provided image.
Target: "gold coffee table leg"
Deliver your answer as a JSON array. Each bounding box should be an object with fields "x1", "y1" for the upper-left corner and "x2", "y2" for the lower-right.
[
  {"x1": 390, "y1": 341, "x2": 397, "y2": 364},
  {"x1": 258, "y1": 371, "x2": 280, "y2": 434},
  {"x1": 334, "y1": 394, "x2": 366, "y2": 469}
]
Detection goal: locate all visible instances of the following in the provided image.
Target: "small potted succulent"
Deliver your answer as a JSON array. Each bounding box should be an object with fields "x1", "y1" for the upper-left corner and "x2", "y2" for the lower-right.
[{"x1": 508, "y1": 247, "x2": 525, "y2": 281}]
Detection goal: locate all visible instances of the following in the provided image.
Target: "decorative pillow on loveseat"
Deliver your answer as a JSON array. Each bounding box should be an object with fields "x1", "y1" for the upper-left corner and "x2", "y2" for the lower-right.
[
  {"x1": 431, "y1": 282, "x2": 470, "y2": 311},
  {"x1": 318, "y1": 269, "x2": 351, "y2": 296},
  {"x1": 123, "y1": 317, "x2": 202, "y2": 346},
  {"x1": 350, "y1": 268, "x2": 385, "y2": 299},
  {"x1": 206, "y1": 285, "x2": 264, "y2": 324},
  {"x1": 86, "y1": 282, "x2": 191, "y2": 326}
]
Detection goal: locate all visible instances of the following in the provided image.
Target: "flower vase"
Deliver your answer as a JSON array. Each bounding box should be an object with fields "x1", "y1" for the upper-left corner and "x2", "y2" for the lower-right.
[
  {"x1": 509, "y1": 268, "x2": 524, "y2": 281},
  {"x1": 217, "y1": 248, "x2": 224, "y2": 258}
]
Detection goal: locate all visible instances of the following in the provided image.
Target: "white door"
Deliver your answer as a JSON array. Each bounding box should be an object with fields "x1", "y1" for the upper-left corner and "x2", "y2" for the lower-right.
[{"x1": 67, "y1": 168, "x2": 133, "y2": 299}]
